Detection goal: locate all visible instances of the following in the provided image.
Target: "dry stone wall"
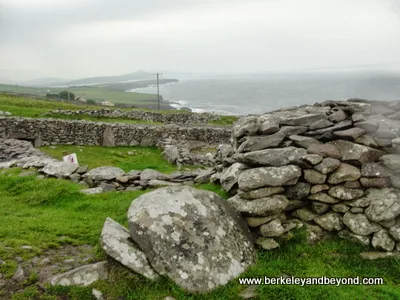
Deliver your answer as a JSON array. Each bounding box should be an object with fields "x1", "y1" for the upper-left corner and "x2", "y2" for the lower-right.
[
  {"x1": 0, "y1": 117, "x2": 230, "y2": 148},
  {"x1": 216, "y1": 99, "x2": 400, "y2": 252},
  {"x1": 46, "y1": 109, "x2": 221, "y2": 125}
]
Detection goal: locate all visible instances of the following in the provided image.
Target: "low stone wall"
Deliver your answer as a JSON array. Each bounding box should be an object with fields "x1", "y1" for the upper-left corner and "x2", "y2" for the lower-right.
[
  {"x1": 46, "y1": 109, "x2": 221, "y2": 125},
  {"x1": 0, "y1": 117, "x2": 230, "y2": 148},
  {"x1": 216, "y1": 99, "x2": 400, "y2": 252}
]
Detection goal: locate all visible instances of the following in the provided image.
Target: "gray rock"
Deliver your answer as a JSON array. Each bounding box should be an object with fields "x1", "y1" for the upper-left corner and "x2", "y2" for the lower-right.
[
  {"x1": 228, "y1": 195, "x2": 289, "y2": 217},
  {"x1": 309, "y1": 193, "x2": 340, "y2": 204},
  {"x1": 389, "y1": 223, "x2": 400, "y2": 241},
  {"x1": 127, "y1": 186, "x2": 256, "y2": 293},
  {"x1": 220, "y1": 163, "x2": 246, "y2": 192},
  {"x1": 304, "y1": 120, "x2": 353, "y2": 139},
  {"x1": 390, "y1": 174, "x2": 400, "y2": 189},
  {"x1": 125, "y1": 185, "x2": 143, "y2": 192},
  {"x1": 314, "y1": 212, "x2": 344, "y2": 231},
  {"x1": 19, "y1": 171, "x2": 36, "y2": 177},
  {"x1": 126, "y1": 170, "x2": 142, "y2": 179},
  {"x1": 76, "y1": 165, "x2": 89, "y2": 174},
  {"x1": 258, "y1": 120, "x2": 279, "y2": 135},
  {"x1": 314, "y1": 158, "x2": 341, "y2": 175},
  {"x1": 233, "y1": 116, "x2": 261, "y2": 139},
  {"x1": 371, "y1": 229, "x2": 395, "y2": 252},
  {"x1": 378, "y1": 219, "x2": 396, "y2": 229},
  {"x1": 338, "y1": 230, "x2": 370, "y2": 246},
  {"x1": 352, "y1": 113, "x2": 366, "y2": 123},
  {"x1": 99, "y1": 182, "x2": 116, "y2": 192},
  {"x1": 360, "y1": 177, "x2": 390, "y2": 188},
  {"x1": 350, "y1": 207, "x2": 364, "y2": 213},
  {"x1": 289, "y1": 135, "x2": 321, "y2": 149},
  {"x1": 354, "y1": 122, "x2": 379, "y2": 133},
  {"x1": 344, "y1": 181, "x2": 361, "y2": 189},
  {"x1": 12, "y1": 265, "x2": 26, "y2": 282},
  {"x1": 41, "y1": 161, "x2": 78, "y2": 178},
  {"x1": 284, "y1": 182, "x2": 311, "y2": 200},
  {"x1": 100, "y1": 218, "x2": 159, "y2": 280},
  {"x1": 238, "y1": 187, "x2": 284, "y2": 200},
  {"x1": 328, "y1": 163, "x2": 361, "y2": 184},
  {"x1": 69, "y1": 173, "x2": 81, "y2": 183},
  {"x1": 92, "y1": 288, "x2": 104, "y2": 300},
  {"x1": 309, "y1": 119, "x2": 334, "y2": 130},
  {"x1": 293, "y1": 208, "x2": 318, "y2": 221},
  {"x1": 307, "y1": 143, "x2": 341, "y2": 159},
  {"x1": 50, "y1": 261, "x2": 108, "y2": 286},
  {"x1": 255, "y1": 238, "x2": 279, "y2": 250},
  {"x1": 310, "y1": 184, "x2": 330, "y2": 194},
  {"x1": 140, "y1": 169, "x2": 169, "y2": 181},
  {"x1": 234, "y1": 147, "x2": 307, "y2": 167},
  {"x1": 277, "y1": 126, "x2": 308, "y2": 137},
  {"x1": 148, "y1": 180, "x2": 181, "y2": 187},
  {"x1": 305, "y1": 224, "x2": 325, "y2": 244},
  {"x1": 194, "y1": 169, "x2": 215, "y2": 184},
  {"x1": 332, "y1": 204, "x2": 350, "y2": 213},
  {"x1": 380, "y1": 155, "x2": 400, "y2": 173},
  {"x1": 327, "y1": 140, "x2": 384, "y2": 164},
  {"x1": 342, "y1": 213, "x2": 381, "y2": 236},
  {"x1": 360, "y1": 252, "x2": 400, "y2": 260},
  {"x1": 246, "y1": 215, "x2": 282, "y2": 227},
  {"x1": 162, "y1": 145, "x2": 179, "y2": 164},
  {"x1": 328, "y1": 186, "x2": 364, "y2": 200},
  {"x1": 374, "y1": 138, "x2": 392, "y2": 148},
  {"x1": 284, "y1": 200, "x2": 306, "y2": 211},
  {"x1": 83, "y1": 166, "x2": 125, "y2": 181},
  {"x1": 311, "y1": 202, "x2": 330, "y2": 214},
  {"x1": 304, "y1": 169, "x2": 327, "y2": 184},
  {"x1": 364, "y1": 188, "x2": 400, "y2": 222},
  {"x1": 116, "y1": 176, "x2": 129, "y2": 183},
  {"x1": 259, "y1": 219, "x2": 285, "y2": 237},
  {"x1": 238, "y1": 165, "x2": 301, "y2": 191},
  {"x1": 376, "y1": 125, "x2": 396, "y2": 139},
  {"x1": 301, "y1": 154, "x2": 323, "y2": 165},
  {"x1": 80, "y1": 187, "x2": 103, "y2": 195},
  {"x1": 343, "y1": 197, "x2": 371, "y2": 208},
  {"x1": 280, "y1": 114, "x2": 327, "y2": 127},
  {"x1": 355, "y1": 135, "x2": 379, "y2": 148},
  {"x1": 102, "y1": 127, "x2": 115, "y2": 147},
  {"x1": 333, "y1": 128, "x2": 365, "y2": 140},
  {"x1": 328, "y1": 109, "x2": 348, "y2": 123},
  {"x1": 237, "y1": 132, "x2": 285, "y2": 153},
  {"x1": 361, "y1": 163, "x2": 390, "y2": 178}
]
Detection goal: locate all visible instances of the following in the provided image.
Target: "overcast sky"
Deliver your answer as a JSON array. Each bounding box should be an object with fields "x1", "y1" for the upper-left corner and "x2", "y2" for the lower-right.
[{"x1": 0, "y1": 0, "x2": 399, "y2": 80}]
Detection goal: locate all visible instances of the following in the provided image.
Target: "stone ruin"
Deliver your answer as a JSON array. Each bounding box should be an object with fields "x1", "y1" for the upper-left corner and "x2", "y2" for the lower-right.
[{"x1": 213, "y1": 99, "x2": 400, "y2": 252}]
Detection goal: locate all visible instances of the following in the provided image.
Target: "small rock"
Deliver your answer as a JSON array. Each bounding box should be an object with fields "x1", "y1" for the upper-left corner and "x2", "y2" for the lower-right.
[
  {"x1": 293, "y1": 208, "x2": 318, "y2": 221},
  {"x1": 92, "y1": 288, "x2": 104, "y2": 300},
  {"x1": 20, "y1": 245, "x2": 33, "y2": 250},
  {"x1": 12, "y1": 265, "x2": 26, "y2": 282},
  {"x1": 350, "y1": 207, "x2": 364, "y2": 213},
  {"x1": 333, "y1": 128, "x2": 365, "y2": 140},
  {"x1": 344, "y1": 181, "x2": 361, "y2": 189},
  {"x1": 314, "y1": 212, "x2": 344, "y2": 231},
  {"x1": 238, "y1": 187, "x2": 284, "y2": 200},
  {"x1": 255, "y1": 238, "x2": 280, "y2": 250},
  {"x1": 360, "y1": 177, "x2": 390, "y2": 188},
  {"x1": 361, "y1": 163, "x2": 390, "y2": 178},
  {"x1": 246, "y1": 215, "x2": 282, "y2": 227},
  {"x1": 314, "y1": 158, "x2": 341, "y2": 175},
  {"x1": 80, "y1": 187, "x2": 103, "y2": 195},
  {"x1": 259, "y1": 219, "x2": 285, "y2": 237},
  {"x1": 332, "y1": 204, "x2": 350, "y2": 213},
  {"x1": 289, "y1": 135, "x2": 321, "y2": 149},
  {"x1": 284, "y1": 182, "x2": 311, "y2": 200},
  {"x1": 338, "y1": 230, "x2": 370, "y2": 246},
  {"x1": 311, "y1": 202, "x2": 330, "y2": 214},
  {"x1": 328, "y1": 163, "x2": 361, "y2": 184},
  {"x1": 310, "y1": 184, "x2": 330, "y2": 194},
  {"x1": 307, "y1": 143, "x2": 341, "y2": 159},
  {"x1": 116, "y1": 176, "x2": 129, "y2": 183},
  {"x1": 309, "y1": 119, "x2": 334, "y2": 130},
  {"x1": 354, "y1": 122, "x2": 379, "y2": 133},
  {"x1": 328, "y1": 186, "x2": 364, "y2": 200},
  {"x1": 99, "y1": 182, "x2": 116, "y2": 192},
  {"x1": 360, "y1": 252, "x2": 400, "y2": 260},
  {"x1": 342, "y1": 213, "x2": 381, "y2": 236},
  {"x1": 309, "y1": 193, "x2": 340, "y2": 204},
  {"x1": 328, "y1": 109, "x2": 348, "y2": 123},
  {"x1": 304, "y1": 169, "x2": 326, "y2": 184},
  {"x1": 301, "y1": 154, "x2": 323, "y2": 165},
  {"x1": 372, "y1": 229, "x2": 395, "y2": 252},
  {"x1": 76, "y1": 165, "x2": 89, "y2": 174}
]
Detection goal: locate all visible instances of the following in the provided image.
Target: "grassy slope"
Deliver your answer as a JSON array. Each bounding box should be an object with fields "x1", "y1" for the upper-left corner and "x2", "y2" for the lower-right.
[{"x1": 0, "y1": 169, "x2": 399, "y2": 300}]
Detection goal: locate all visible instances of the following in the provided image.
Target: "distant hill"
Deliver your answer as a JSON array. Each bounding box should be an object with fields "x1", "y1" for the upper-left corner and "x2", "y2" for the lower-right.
[{"x1": 63, "y1": 70, "x2": 155, "y2": 86}]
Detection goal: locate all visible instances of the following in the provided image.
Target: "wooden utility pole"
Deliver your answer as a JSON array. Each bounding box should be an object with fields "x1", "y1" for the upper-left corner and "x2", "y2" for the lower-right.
[{"x1": 153, "y1": 72, "x2": 162, "y2": 110}]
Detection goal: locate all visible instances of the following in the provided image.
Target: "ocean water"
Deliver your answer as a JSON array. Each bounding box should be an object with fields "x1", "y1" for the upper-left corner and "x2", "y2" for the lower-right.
[{"x1": 129, "y1": 72, "x2": 400, "y2": 115}]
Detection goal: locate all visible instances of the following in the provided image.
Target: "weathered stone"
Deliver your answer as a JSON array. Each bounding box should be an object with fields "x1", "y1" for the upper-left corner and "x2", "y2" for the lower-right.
[
  {"x1": 333, "y1": 128, "x2": 365, "y2": 140},
  {"x1": 246, "y1": 215, "x2": 281, "y2": 227},
  {"x1": 305, "y1": 224, "x2": 326, "y2": 244},
  {"x1": 80, "y1": 187, "x2": 104, "y2": 195},
  {"x1": 338, "y1": 230, "x2": 370, "y2": 246},
  {"x1": 307, "y1": 143, "x2": 340, "y2": 159},
  {"x1": 376, "y1": 125, "x2": 396, "y2": 139},
  {"x1": 293, "y1": 208, "x2": 318, "y2": 221},
  {"x1": 378, "y1": 219, "x2": 396, "y2": 229},
  {"x1": 12, "y1": 265, "x2": 26, "y2": 282},
  {"x1": 314, "y1": 158, "x2": 341, "y2": 175},
  {"x1": 304, "y1": 120, "x2": 353, "y2": 139},
  {"x1": 41, "y1": 161, "x2": 78, "y2": 178},
  {"x1": 309, "y1": 119, "x2": 334, "y2": 130},
  {"x1": 390, "y1": 174, "x2": 400, "y2": 189},
  {"x1": 284, "y1": 200, "x2": 306, "y2": 211},
  {"x1": 350, "y1": 207, "x2": 364, "y2": 213},
  {"x1": 75, "y1": 165, "x2": 88, "y2": 175},
  {"x1": 303, "y1": 169, "x2": 326, "y2": 184},
  {"x1": 314, "y1": 212, "x2": 344, "y2": 231},
  {"x1": 328, "y1": 140, "x2": 384, "y2": 164},
  {"x1": 255, "y1": 238, "x2": 279, "y2": 250},
  {"x1": 352, "y1": 113, "x2": 366, "y2": 123},
  {"x1": 102, "y1": 127, "x2": 115, "y2": 147},
  {"x1": 360, "y1": 177, "x2": 390, "y2": 188},
  {"x1": 300, "y1": 154, "x2": 323, "y2": 165},
  {"x1": 238, "y1": 187, "x2": 284, "y2": 200},
  {"x1": 259, "y1": 219, "x2": 285, "y2": 237},
  {"x1": 234, "y1": 147, "x2": 307, "y2": 167},
  {"x1": 374, "y1": 138, "x2": 392, "y2": 148},
  {"x1": 354, "y1": 122, "x2": 378, "y2": 133},
  {"x1": 289, "y1": 135, "x2": 321, "y2": 149},
  {"x1": 332, "y1": 204, "x2": 350, "y2": 213},
  {"x1": 83, "y1": 166, "x2": 125, "y2": 181},
  {"x1": 364, "y1": 188, "x2": 400, "y2": 222},
  {"x1": 343, "y1": 197, "x2": 371, "y2": 208},
  {"x1": 344, "y1": 181, "x2": 361, "y2": 189},
  {"x1": 311, "y1": 202, "x2": 330, "y2": 214},
  {"x1": 343, "y1": 213, "x2": 381, "y2": 236},
  {"x1": 355, "y1": 135, "x2": 378, "y2": 148},
  {"x1": 389, "y1": 223, "x2": 400, "y2": 241},
  {"x1": 361, "y1": 163, "x2": 390, "y2": 178},
  {"x1": 328, "y1": 109, "x2": 348, "y2": 123},
  {"x1": 380, "y1": 155, "x2": 400, "y2": 173},
  {"x1": 194, "y1": 169, "x2": 215, "y2": 184},
  {"x1": 140, "y1": 169, "x2": 169, "y2": 181},
  {"x1": 126, "y1": 185, "x2": 143, "y2": 192},
  {"x1": 148, "y1": 180, "x2": 181, "y2": 187},
  {"x1": 360, "y1": 252, "x2": 400, "y2": 260},
  {"x1": 99, "y1": 182, "x2": 116, "y2": 192},
  {"x1": 258, "y1": 120, "x2": 279, "y2": 135},
  {"x1": 220, "y1": 163, "x2": 245, "y2": 192},
  {"x1": 280, "y1": 114, "x2": 326, "y2": 127},
  {"x1": 69, "y1": 173, "x2": 81, "y2": 183},
  {"x1": 50, "y1": 261, "x2": 108, "y2": 286},
  {"x1": 162, "y1": 145, "x2": 179, "y2": 164},
  {"x1": 284, "y1": 182, "x2": 311, "y2": 200},
  {"x1": 371, "y1": 229, "x2": 395, "y2": 252},
  {"x1": 228, "y1": 195, "x2": 289, "y2": 217},
  {"x1": 328, "y1": 186, "x2": 364, "y2": 200},
  {"x1": 100, "y1": 218, "x2": 159, "y2": 280},
  {"x1": 328, "y1": 163, "x2": 361, "y2": 184},
  {"x1": 233, "y1": 116, "x2": 261, "y2": 139},
  {"x1": 277, "y1": 126, "x2": 308, "y2": 137},
  {"x1": 309, "y1": 193, "x2": 340, "y2": 204},
  {"x1": 238, "y1": 165, "x2": 301, "y2": 191},
  {"x1": 237, "y1": 133, "x2": 285, "y2": 153},
  {"x1": 310, "y1": 184, "x2": 330, "y2": 194},
  {"x1": 116, "y1": 176, "x2": 129, "y2": 183},
  {"x1": 127, "y1": 186, "x2": 256, "y2": 293}
]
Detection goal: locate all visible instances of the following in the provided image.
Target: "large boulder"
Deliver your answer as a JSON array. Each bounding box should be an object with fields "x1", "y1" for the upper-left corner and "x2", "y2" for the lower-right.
[
  {"x1": 127, "y1": 186, "x2": 256, "y2": 293},
  {"x1": 100, "y1": 218, "x2": 160, "y2": 280},
  {"x1": 327, "y1": 140, "x2": 384, "y2": 164},
  {"x1": 41, "y1": 161, "x2": 78, "y2": 178},
  {"x1": 234, "y1": 147, "x2": 307, "y2": 167},
  {"x1": 83, "y1": 166, "x2": 125, "y2": 181},
  {"x1": 238, "y1": 165, "x2": 302, "y2": 191}
]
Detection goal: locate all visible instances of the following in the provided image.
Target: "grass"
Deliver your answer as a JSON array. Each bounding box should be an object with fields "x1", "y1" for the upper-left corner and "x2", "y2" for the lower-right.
[
  {"x1": 0, "y1": 169, "x2": 399, "y2": 300},
  {"x1": 39, "y1": 145, "x2": 199, "y2": 173},
  {"x1": 208, "y1": 115, "x2": 239, "y2": 126}
]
